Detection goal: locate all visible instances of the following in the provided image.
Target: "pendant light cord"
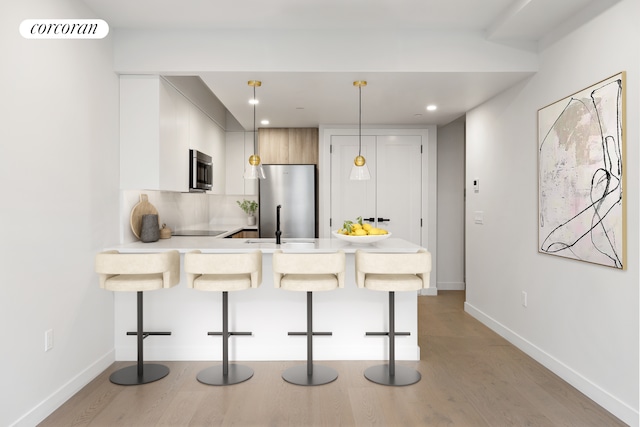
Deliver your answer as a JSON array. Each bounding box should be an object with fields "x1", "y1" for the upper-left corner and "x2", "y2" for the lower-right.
[
  {"x1": 358, "y1": 84, "x2": 362, "y2": 157},
  {"x1": 253, "y1": 84, "x2": 257, "y2": 154}
]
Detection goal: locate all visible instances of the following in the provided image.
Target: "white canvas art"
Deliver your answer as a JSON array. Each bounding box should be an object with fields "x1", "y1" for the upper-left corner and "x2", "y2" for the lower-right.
[{"x1": 538, "y1": 72, "x2": 625, "y2": 269}]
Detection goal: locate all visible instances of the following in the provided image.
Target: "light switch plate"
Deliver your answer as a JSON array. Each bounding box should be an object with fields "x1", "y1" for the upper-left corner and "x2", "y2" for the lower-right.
[{"x1": 474, "y1": 211, "x2": 483, "y2": 224}]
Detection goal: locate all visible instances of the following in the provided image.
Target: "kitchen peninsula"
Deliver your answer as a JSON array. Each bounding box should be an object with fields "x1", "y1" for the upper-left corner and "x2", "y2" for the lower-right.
[{"x1": 108, "y1": 237, "x2": 430, "y2": 362}]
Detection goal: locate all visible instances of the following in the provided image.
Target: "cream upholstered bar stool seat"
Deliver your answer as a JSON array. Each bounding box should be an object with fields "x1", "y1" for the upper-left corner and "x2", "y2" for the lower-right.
[
  {"x1": 355, "y1": 248, "x2": 432, "y2": 386},
  {"x1": 273, "y1": 250, "x2": 345, "y2": 386},
  {"x1": 95, "y1": 250, "x2": 180, "y2": 385},
  {"x1": 184, "y1": 250, "x2": 262, "y2": 386}
]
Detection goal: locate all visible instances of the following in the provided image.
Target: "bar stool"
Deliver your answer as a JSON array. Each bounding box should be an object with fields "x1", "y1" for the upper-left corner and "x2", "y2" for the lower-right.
[
  {"x1": 273, "y1": 250, "x2": 345, "y2": 386},
  {"x1": 184, "y1": 250, "x2": 262, "y2": 385},
  {"x1": 355, "y1": 248, "x2": 432, "y2": 386},
  {"x1": 95, "y1": 250, "x2": 180, "y2": 385}
]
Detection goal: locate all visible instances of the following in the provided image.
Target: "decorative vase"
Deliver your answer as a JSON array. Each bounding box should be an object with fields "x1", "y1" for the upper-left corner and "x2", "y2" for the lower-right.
[
  {"x1": 247, "y1": 215, "x2": 256, "y2": 226},
  {"x1": 140, "y1": 214, "x2": 160, "y2": 242}
]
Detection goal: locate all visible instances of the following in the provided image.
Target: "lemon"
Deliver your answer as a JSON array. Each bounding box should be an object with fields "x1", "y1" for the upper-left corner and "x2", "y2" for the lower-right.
[{"x1": 340, "y1": 218, "x2": 388, "y2": 237}]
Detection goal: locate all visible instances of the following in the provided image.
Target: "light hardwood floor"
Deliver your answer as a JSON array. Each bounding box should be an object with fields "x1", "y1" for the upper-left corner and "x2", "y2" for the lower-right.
[{"x1": 39, "y1": 291, "x2": 625, "y2": 426}]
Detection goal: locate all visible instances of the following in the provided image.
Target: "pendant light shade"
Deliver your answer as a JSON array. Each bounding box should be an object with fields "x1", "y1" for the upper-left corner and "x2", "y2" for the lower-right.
[
  {"x1": 244, "y1": 80, "x2": 265, "y2": 180},
  {"x1": 350, "y1": 80, "x2": 371, "y2": 180}
]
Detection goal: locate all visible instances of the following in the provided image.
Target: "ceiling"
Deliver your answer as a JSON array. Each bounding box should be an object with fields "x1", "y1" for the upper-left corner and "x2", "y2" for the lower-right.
[{"x1": 82, "y1": 0, "x2": 620, "y2": 128}]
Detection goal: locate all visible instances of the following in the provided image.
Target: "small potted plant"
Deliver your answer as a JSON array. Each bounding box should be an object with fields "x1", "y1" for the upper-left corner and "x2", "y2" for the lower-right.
[{"x1": 237, "y1": 199, "x2": 258, "y2": 225}]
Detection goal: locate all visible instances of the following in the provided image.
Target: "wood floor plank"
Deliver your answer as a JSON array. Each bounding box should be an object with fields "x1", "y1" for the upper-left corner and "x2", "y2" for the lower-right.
[{"x1": 38, "y1": 291, "x2": 627, "y2": 427}]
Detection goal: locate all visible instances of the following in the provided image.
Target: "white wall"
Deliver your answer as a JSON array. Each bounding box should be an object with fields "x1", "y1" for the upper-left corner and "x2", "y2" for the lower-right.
[
  {"x1": 465, "y1": 0, "x2": 639, "y2": 425},
  {"x1": 436, "y1": 118, "x2": 465, "y2": 290},
  {"x1": 0, "y1": 1, "x2": 120, "y2": 426}
]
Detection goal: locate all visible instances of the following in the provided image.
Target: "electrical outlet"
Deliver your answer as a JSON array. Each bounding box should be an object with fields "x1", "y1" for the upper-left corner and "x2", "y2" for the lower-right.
[
  {"x1": 45, "y1": 329, "x2": 53, "y2": 352},
  {"x1": 521, "y1": 291, "x2": 528, "y2": 308}
]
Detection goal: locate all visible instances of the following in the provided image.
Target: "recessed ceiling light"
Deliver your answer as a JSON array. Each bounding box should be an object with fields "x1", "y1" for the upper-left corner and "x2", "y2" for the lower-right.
[
  {"x1": 296, "y1": 107, "x2": 305, "y2": 110},
  {"x1": 426, "y1": 105, "x2": 437, "y2": 111},
  {"x1": 249, "y1": 99, "x2": 259, "y2": 105},
  {"x1": 261, "y1": 119, "x2": 270, "y2": 125},
  {"x1": 414, "y1": 113, "x2": 423, "y2": 117}
]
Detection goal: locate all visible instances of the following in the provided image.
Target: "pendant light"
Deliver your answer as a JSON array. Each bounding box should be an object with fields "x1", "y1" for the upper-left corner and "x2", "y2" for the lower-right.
[
  {"x1": 244, "y1": 80, "x2": 266, "y2": 180},
  {"x1": 350, "y1": 80, "x2": 371, "y2": 180}
]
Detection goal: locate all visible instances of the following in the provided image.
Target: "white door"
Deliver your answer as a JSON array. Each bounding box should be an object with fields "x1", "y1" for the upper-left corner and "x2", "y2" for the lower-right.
[
  {"x1": 376, "y1": 136, "x2": 422, "y2": 243},
  {"x1": 330, "y1": 134, "x2": 422, "y2": 245}
]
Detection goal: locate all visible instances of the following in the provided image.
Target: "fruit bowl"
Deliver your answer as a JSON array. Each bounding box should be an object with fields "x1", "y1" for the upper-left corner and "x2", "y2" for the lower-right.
[{"x1": 331, "y1": 230, "x2": 392, "y2": 244}]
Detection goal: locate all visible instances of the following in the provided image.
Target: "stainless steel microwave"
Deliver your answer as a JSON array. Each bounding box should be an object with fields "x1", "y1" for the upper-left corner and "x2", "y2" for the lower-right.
[{"x1": 189, "y1": 149, "x2": 212, "y2": 192}]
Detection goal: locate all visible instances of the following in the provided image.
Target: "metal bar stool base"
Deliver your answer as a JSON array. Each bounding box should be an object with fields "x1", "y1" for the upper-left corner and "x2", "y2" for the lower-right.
[
  {"x1": 282, "y1": 364, "x2": 338, "y2": 386},
  {"x1": 109, "y1": 363, "x2": 170, "y2": 385},
  {"x1": 196, "y1": 364, "x2": 254, "y2": 386},
  {"x1": 364, "y1": 364, "x2": 421, "y2": 386}
]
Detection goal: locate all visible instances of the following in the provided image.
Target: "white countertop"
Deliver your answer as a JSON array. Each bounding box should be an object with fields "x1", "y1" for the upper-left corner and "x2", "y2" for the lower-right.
[{"x1": 109, "y1": 237, "x2": 423, "y2": 254}]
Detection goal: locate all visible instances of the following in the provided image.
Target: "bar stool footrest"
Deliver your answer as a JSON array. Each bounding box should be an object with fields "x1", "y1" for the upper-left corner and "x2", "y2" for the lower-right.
[
  {"x1": 109, "y1": 363, "x2": 170, "y2": 385},
  {"x1": 364, "y1": 364, "x2": 421, "y2": 386},
  {"x1": 288, "y1": 332, "x2": 332, "y2": 336},
  {"x1": 207, "y1": 332, "x2": 252, "y2": 336},
  {"x1": 365, "y1": 331, "x2": 410, "y2": 336},
  {"x1": 126, "y1": 331, "x2": 171, "y2": 338}
]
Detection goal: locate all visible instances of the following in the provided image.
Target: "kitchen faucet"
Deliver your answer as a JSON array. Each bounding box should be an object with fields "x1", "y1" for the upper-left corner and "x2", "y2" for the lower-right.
[{"x1": 275, "y1": 205, "x2": 282, "y2": 245}]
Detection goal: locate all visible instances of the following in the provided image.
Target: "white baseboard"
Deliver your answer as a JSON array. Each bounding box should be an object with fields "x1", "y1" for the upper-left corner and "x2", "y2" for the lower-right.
[
  {"x1": 419, "y1": 287, "x2": 438, "y2": 296},
  {"x1": 464, "y1": 302, "x2": 638, "y2": 427},
  {"x1": 436, "y1": 281, "x2": 465, "y2": 291},
  {"x1": 11, "y1": 350, "x2": 115, "y2": 427}
]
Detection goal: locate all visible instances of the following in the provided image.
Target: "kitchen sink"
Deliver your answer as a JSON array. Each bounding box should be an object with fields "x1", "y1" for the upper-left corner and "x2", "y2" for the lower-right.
[{"x1": 245, "y1": 239, "x2": 316, "y2": 245}]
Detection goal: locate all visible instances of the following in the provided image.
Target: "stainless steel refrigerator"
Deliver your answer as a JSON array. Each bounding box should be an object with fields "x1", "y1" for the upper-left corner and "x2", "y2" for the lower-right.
[{"x1": 259, "y1": 164, "x2": 317, "y2": 238}]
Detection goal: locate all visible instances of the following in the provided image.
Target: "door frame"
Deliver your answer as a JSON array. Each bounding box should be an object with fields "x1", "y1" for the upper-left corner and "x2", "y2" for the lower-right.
[{"x1": 319, "y1": 125, "x2": 438, "y2": 295}]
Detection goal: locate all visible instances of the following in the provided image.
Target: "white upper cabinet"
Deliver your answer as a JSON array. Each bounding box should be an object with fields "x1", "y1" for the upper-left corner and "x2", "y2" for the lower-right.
[
  {"x1": 189, "y1": 102, "x2": 226, "y2": 194},
  {"x1": 120, "y1": 75, "x2": 227, "y2": 194},
  {"x1": 120, "y1": 75, "x2": 189, "y2": 192}
]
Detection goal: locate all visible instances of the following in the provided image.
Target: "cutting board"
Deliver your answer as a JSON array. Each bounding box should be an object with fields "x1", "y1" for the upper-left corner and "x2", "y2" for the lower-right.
[{"x1": 130, "y1": 194, "x2": 159, "y2": 239}]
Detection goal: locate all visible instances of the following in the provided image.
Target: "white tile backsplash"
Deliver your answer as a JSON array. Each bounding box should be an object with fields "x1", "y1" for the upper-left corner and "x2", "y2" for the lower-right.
[
  {"x1": 121, "y1": 190, "x2": 257, "y2": 243},
  {"x1": 208, "y1": 194, "x2": 257, "y2": 225}
]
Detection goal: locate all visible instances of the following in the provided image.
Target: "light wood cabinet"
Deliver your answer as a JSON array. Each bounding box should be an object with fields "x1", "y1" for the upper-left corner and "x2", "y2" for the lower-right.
[
  {"x1": 229, "y1": 230, "x2": 259, "y2": 238},
  {"x1": 259, "y1": 128, "x2": 318, "y2": 164}
]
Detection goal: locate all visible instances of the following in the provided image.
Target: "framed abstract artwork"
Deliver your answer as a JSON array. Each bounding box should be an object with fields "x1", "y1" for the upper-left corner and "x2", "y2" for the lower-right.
[{"x1": 538, "y1": 72, "x2": 626, "y2": 269}]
